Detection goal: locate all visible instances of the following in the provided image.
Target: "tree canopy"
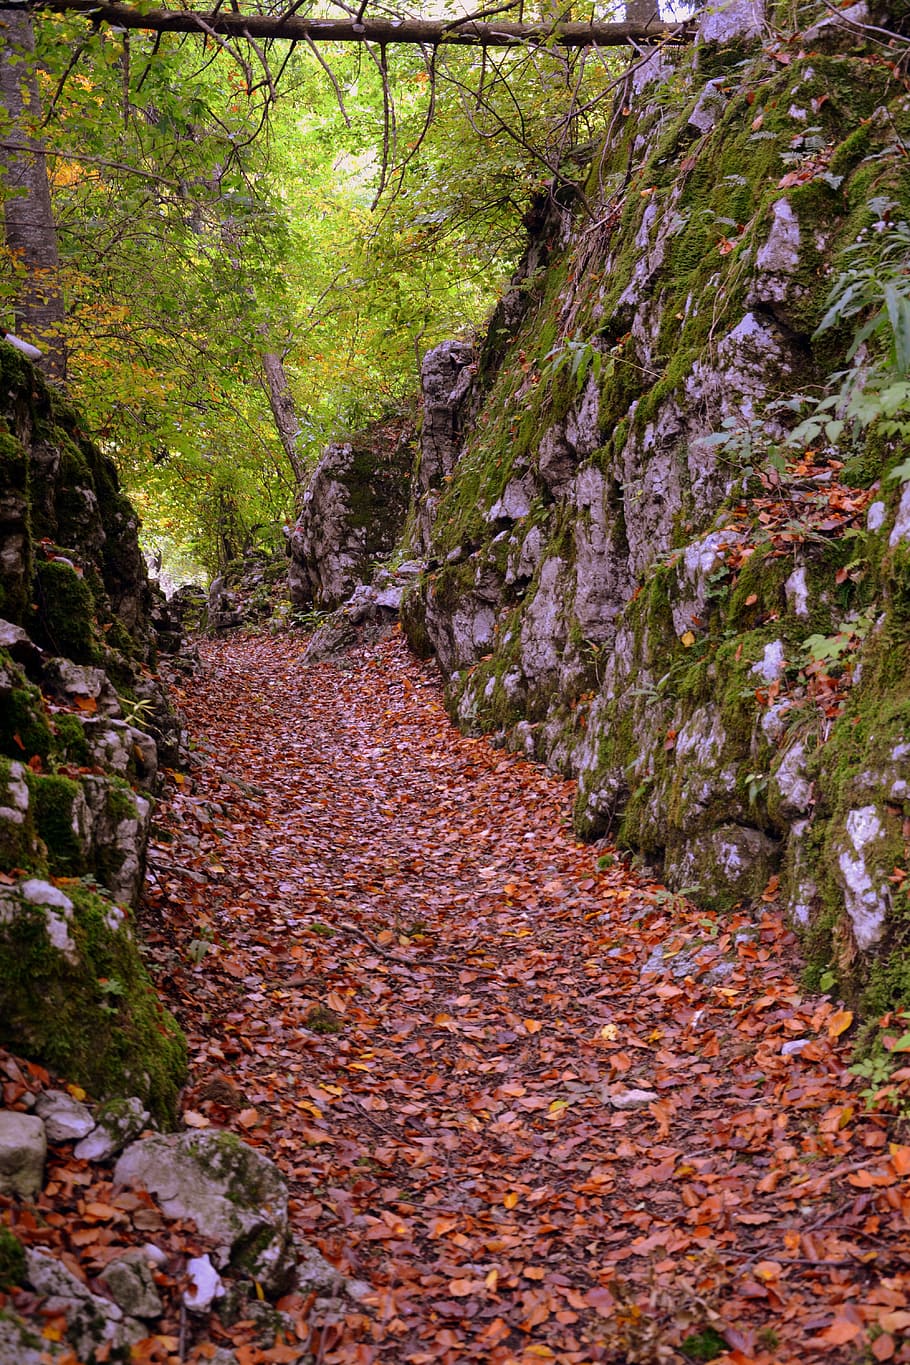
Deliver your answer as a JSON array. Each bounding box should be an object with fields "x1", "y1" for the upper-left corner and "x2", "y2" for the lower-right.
[{"x1": 0, "y1": 0, "x2": 646, "y2": 573}]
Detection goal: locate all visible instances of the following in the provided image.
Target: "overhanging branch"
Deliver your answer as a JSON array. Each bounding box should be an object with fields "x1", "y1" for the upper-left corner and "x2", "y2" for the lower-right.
[{"x1": 0, "y1": 0, "x2": 696, "y2": 47}]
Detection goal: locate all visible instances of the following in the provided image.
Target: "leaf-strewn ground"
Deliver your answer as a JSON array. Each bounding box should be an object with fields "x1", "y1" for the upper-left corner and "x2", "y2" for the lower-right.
[{"x1": 90, "y1": 634, "x2": 910, "y2": 1359}]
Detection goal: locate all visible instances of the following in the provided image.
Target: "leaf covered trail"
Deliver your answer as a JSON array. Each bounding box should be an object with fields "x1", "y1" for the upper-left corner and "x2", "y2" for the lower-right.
[{"x1": 148, "y1": 633, "x2": 910, "y2": 1364}]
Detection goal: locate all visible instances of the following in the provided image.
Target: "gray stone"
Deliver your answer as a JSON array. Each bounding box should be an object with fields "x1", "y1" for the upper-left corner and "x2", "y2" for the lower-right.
[
  {"x1": 114, "y1": 1130, "x2": 297, "y2": 1294},
  {"x1": 97, "y1": 1250, "x2": 163, "y2": 1319},
  {"x1": 74, "y1": 1095, "x2": 150, "y2": 1161},
  {"x1": 0, "y1": 1110, "x2": 46, "y2": 1197},
  {"x1": 0, "y1": 880, "x2": 77, "y2": 962},
  {"x1": 42, "y1": 659, "x2": 121, "y2": 717},
  {"x1": 688, "y1": 80, "x2": 727, "y2": 136},
  {"x1": 184, "y1": 1253, "x2": 226, "y2": 1313},
  {"x1": 34, "y1": 1089, "x2": 95, "y2": 1143},
  {"x1": 296, "y1": 1242, "x2": 345, "y2": 1296},
  {"x1": 697, "y1": 0, "x2": 763, "y2": 43},
  {"x1": 837, "y1": 805, "x2": 889, "y2": 948},
  {"x1": 0, "y1": 1309, "x2": 66, "y2": 1363},
  {"x1": 25, "y1": 1247, "x2": 145, "y2": 1358}
]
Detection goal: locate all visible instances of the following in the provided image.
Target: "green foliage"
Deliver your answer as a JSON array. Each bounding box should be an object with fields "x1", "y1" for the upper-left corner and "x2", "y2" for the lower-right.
[{"x1": 0, "y1": 1229, "x2": 25, "y2": 1291}]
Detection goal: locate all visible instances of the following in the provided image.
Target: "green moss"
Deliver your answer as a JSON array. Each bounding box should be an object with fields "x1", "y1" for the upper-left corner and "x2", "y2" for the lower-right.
[
  {"x1": 32, "y1": 774, "x2": 86, "y2": 875},
  {"x1": 53, "y1": 713, "x2": 91, "y2": 766},
  {"x1": 680, "y1": 1327, "x2": 727, "y2": 1362},
  {"x1": 0, "y1": 1229, "x2": 26, "y2": 1291},
  {"x1": 0, "y1": 680, "x2": 53, "y2": 763},
  {"x1": 0, "y1": 882, "x2": 187, "y2": 1123},
  {"x1": 32, "y1": 560, "x2": 98, "y2": 663}
]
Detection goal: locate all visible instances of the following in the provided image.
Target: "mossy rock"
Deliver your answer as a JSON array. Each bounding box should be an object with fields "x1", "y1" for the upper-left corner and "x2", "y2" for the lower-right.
[
  {"x1": 31, "y1": 774, "x2": 89, "y2": 875},
  {"x1": 0, "y1": 757, "x2": 38, "y2": 872},
  {"x1": 32, "y1": 560, "x2": 98, "y2": 663},
  {"x1": 0, "y1": 879, "x2": 186, "y2": 1124}
]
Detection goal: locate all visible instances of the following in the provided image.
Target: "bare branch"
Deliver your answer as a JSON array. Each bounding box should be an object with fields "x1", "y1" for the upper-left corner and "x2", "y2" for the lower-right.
[{"x1": 2, "y1": 0, "x2": 696, "y2": 48}]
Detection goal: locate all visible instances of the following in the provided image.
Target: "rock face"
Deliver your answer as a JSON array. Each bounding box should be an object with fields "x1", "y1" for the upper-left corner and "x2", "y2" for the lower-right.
[
  {"x1": 288, "y1": 412, "x2": 416, "y2": 610},
  {"x1": 400, "y1": 7, "x2": 910, "y2": 1015},
  {"x1": 0, "y1": 340, "x2": 187, "y2": 1118}
]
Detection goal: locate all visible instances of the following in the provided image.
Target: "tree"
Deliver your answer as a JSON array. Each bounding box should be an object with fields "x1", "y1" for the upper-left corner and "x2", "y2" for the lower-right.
[{"x1": 0, "y1": 9, "x2": 66, "y2": 378}]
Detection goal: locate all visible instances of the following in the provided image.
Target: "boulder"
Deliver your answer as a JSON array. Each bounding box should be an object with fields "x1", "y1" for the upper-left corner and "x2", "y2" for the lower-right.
[
  {"x1": 25, "y1": 1246, "x2": 145, "y2": 1359},
  {"x1": 97, "y1": 1249, "x2": 163, "y2": 1319},
  {"x1": 0, "y1": 1110, "x2": 46, "y2": 1197},
  {"x1": 288, "y1": 414, "x2": 415, "y2": 610},
  {"x1": 74, "y1": 1095, "x2": 150, "y2": 1162},
  {"x1": 34, "y1": 1089, "x2": 95, "y2": 1144},
  {"x1": 114, "y1": 1130, "x2": 297, "y2": 1295}
]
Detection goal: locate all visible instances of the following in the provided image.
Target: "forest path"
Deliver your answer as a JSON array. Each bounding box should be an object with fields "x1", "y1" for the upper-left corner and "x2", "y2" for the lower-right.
[{"x1": 147, "y1": 632, "x2": 909, "y2": 1365}]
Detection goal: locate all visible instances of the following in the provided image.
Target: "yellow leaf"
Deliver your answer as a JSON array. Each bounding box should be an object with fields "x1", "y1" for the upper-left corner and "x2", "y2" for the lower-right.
[
  {"x1": 598, "y1": 1024, "x2": 618, "y2": 1041},
  {"x1": 523, "y1": 1019, "x2": 543, "y2": 1034},
  {"x1": 827, "y1": 1008, "x2": 854, "y2": 1039},
  {"x1": 485, "y1": 1268, "x2": 499, "y2": 1290},
  {"x1": 547, "y1": 1099, "x2": 568, "y2": 1115},
  {"x1": 254, "y1": 1280, "x2": 265, "y2": 1301},
  {"x1": 503, "y1": 1192, "x2": 520, "y2": 1209},
  {"x1": 681, "y1": 630, "x2": 696, "y2": 647},
  {"x1": 67, "y1": 1083, "x2": 87, "y2": 1101}
]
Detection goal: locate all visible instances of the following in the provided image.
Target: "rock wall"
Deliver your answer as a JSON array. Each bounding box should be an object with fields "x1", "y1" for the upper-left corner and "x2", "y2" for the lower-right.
[
  {"x1": 0, "y1": 340, "x2": 186, "y2": 1118},
  {"x1": 401, "y1": 4, "x2": 910, "y2": 1021}
]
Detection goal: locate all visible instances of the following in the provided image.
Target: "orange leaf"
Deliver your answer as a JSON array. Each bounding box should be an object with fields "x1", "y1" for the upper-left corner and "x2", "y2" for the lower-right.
[
  {"x1": 889, "y1": 1144, "x2": 910, "y2": 1176},
  {"x1": 818, "y1": 1317, "x2": 862, "y2": 1346},
  {"x1": 827, "y1": 1008, "x2": 853, "y2": 1039}
]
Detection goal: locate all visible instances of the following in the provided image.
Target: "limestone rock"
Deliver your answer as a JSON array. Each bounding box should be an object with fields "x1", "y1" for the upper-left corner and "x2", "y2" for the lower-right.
[
  {"x1": 184, "y1": 1253, "x2": 226, "y2": 1313},
  {"x1": 114, "y1": 1130, "x2": 297, "y2": 1295},
  {"x1": 0, "y1": 1110, "x2": 46, "y2": 1197},
  {"x1": 34, "y1": 1090, "x2": 95, "y2": 1144},
  {"x1": 98, "y1": 1250, "x2": 163, "y2": 1319},
  {"x1": 25, "y1": 1246, "x2": 145, "y2": 1359},
  {"x1": 74, "y1": 1095, "x2": 150, "y2": 1161},
  {"x1": 288, "y1": 418, "x2": 415, "y2": 610},
  {"x1": 0, "y1": 1309, "x2": 66, "y2": 1363}
]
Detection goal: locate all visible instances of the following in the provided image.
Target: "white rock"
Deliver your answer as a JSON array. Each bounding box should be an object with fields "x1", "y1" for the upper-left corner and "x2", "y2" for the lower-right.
[
  {"x1": 751, "y1": 639, "x2": 786, "y2": 684},
  {"x1": 838, "y1": 805, "x2": 888, "y2": 948},
  {"x1": 609, "y1": 1088, "x2": 659, "y2": 1109},
  {"x1": 34, "y1": 1090, "x2": 95, "y2": 1144},
  {"x1": 782, "y1": 1039, "x2": 810, "y2": 1056},
  {"x1": 785, "y1": 566, "x2": 809, "y2": 617},
  {"x1": 890, "y1": 482, "x2": 910, "y2": 546},
  {"x1": 74, "y1": 1096, "x2": 150, "y2": 1161},
  {"x1": 18, "y1": 879, "x2": 77, "y2": 962},
  {"x1": 183, "y1": 1254, "x2": 225, "y2": 1313},
  {"x1": 867, "y1": 499, "x2": 886, "y2": 532},
  {"x1": 0, "y1": 1110, "x2": 46, "y2": 1197},
  {"x1": 114, "y1": 1130, "x2": 296, "y2": 1293}
]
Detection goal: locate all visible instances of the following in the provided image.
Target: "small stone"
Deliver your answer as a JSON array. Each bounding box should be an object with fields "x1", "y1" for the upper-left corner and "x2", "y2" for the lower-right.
[
  {"x1": 184, "y1": 1254, "x2": 225, "y2": 1313},
  {"x1": 609, "y1": 1089, "x2": 660, "y2": 1110},
  {"x1": 97, "y1": 1251, "x2": 163, "y2": 1319},
  {"x1": 782, "y1": 1038, "x2": 810, "y2": 1057},
  {"x1": 74, "y1": 1096, "x2": 150, "y2": 1161},
  {"x1": 296, "y1": 1241, "x2": 345, "y2": 1296},
  {"x1": 34, "y1": 1089, "x2": 95, "y2": 1144},
  {"x1": 0, "y1": 1111, "x2": 46, "y2": 1197}
]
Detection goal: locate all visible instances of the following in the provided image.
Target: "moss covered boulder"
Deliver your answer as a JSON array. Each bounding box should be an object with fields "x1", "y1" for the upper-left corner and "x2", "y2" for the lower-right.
[
  {"x1": 0, "y1": 876, "x2": 185, "y2": 1123},
  {"x1": 114, "y1": 1130, "x2": 297, "y2": 1295}
]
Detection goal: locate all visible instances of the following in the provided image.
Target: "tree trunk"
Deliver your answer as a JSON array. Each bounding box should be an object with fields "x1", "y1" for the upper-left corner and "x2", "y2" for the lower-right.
[
  {"x1": 0, "y1": 10, "x2": 66, "y2": 381},
  {"x1": 261, "y1": 349, "x2": 307, "y2": 497}
]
